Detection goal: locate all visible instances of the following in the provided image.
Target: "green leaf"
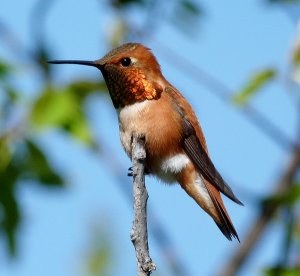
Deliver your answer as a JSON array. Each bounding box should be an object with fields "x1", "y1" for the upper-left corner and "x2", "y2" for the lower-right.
[
  {"x1": 67, "y1": 80, "x2": 107, "y2": 99},
  {"x1": 61, "y1": 112, "x2": 93, "y2": 145},
  {"x1": 179, "y1": 0, "x2": 202, "y2": 16},
  {"x1": 5, "y1": 86, "x2": 19, "y2": 102},
  {"x1": 233, "y1": 68, "x2": 277, "y2": 105},
  {"x1": 0, "y1": 163, "x2": 20, "y2": 256},
  {"x1": 111, "y1": 0, "x2": 146, "y2": 8},
  {"x1": 0, "y1": 136, "x2": 11, "y2": 172},
  {"x1": 31, "y1": 88, "x2": 78, "y2": 127},
  {"x1": 22, "y1": 140, "x2": 63, "y2": 186},
  {"x1": 0, "y1": 138, "x2": 65, "y2": 257},
  {"x1": 87, "y1": 243, "x2": 111, "y2": 276},
  {"x1": 292, "y1": 44, "x2": 300, "y2": 65},
  {"x1": 30, "y1": 88, "x2": 94, "y2": 144},
  {"x1": 34, "y1": 44, "x2": 52, "y2": 79},
  {"x1": 262, "y1": 182, "x2": 300, "y2": 208},
  {"x1": 0, "y1": 60, "x2": 12, "y2": 79},
  {"x1": 264, "y1": 266, "x2": 300, "y2": 276},
  {"x1": 85, "y1": 226, "x2": 112, "y2": 276}
]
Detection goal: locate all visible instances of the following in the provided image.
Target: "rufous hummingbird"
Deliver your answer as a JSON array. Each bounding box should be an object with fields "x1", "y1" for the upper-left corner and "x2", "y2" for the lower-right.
[{"x1": 49, "y1": 43, "x2": 243, "y2": 241}]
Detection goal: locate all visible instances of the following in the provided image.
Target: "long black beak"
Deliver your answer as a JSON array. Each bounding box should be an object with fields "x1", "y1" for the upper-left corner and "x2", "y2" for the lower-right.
[{"x1": 48, "y1": 60, "x2": 102, "y2": 69}]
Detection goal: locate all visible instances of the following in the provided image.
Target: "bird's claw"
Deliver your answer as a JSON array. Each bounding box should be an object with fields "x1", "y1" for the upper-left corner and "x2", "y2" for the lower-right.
[
  {"x1": 127, "y1": 166, "x2": 150, "y2": 177},
  {"x1": 127, "y1": 166, "x2": 133, "y2": 177}
]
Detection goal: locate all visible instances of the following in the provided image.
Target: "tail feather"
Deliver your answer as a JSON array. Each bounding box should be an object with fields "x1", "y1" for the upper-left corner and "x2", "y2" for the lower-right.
[
  {"x1": 214, "y1": 199, "x2": 240, "y2": 241},
  {"x1": 178, "y1": 164, "x2": 239, "y2": 241},
  {"x1": 204, "y1": 180, "x2": 240, "y2": 242}
]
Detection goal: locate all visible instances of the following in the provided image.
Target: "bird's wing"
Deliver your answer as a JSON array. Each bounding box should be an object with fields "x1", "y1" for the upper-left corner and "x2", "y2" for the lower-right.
[{"x1": 182, "y1": 117, "x2": 243, "y2": 205}]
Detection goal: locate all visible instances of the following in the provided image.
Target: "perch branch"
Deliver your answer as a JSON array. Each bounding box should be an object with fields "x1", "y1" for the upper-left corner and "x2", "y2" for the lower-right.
[{"x1": 130, "y1": 136, "x2": 156, "y2": 275}]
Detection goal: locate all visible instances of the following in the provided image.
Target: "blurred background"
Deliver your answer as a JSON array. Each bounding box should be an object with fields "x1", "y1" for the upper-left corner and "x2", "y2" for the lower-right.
[{"x1": 1, "y1": 0, "x2": 300, "y2": 275}]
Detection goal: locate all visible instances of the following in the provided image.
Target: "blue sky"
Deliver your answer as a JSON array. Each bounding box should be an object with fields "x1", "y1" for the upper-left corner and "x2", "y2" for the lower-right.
[{"x1": 1, "y1": 0, "x2": 299, "y2": 275}]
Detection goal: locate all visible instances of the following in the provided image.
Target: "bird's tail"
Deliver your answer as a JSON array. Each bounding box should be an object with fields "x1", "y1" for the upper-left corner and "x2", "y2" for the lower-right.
[
  {"x1": 180, "y1": 172, "x2": 239, "y2": 241},
  {"x1": 202, "y1": 179, "x2": 240, "y2": 242}
]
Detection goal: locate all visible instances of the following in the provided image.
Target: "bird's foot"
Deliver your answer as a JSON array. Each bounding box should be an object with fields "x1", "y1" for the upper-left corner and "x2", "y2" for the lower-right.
[
  {"x1": 127, "y1": 166, "x2": 150, "y2": 177},
  {"x1": 128, "y1": 166, "x2": 133, "y2": 177}
]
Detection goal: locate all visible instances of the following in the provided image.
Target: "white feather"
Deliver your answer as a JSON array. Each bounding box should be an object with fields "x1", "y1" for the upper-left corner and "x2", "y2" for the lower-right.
[
  {"x1": 117, "y1": 100, "x2": 149, "y2": 118},
  {"x1": 156, "y1": 154, "x2": 190, "y2": 183},
  {"x1": 194, "y1": 174, "x2": 211, "y2": 204},
  {"x1": 118, "y1": 101, "x2": 150, "y2": 156}
]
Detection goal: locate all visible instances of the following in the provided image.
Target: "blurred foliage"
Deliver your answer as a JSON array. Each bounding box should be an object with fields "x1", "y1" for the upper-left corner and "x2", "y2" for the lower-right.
[
  {"x1": 233, "y1": 68, "x2": 277, "y2": 105},
  {"x1": 84, "y1": 226, "x2": 113, "y2": 276},
  {"x1": 292, "y1": 44, "x2": 300, "y2": 66},
  {"x1": 290, "y1": 34, "x2": 300, "y2": 86},
  {"x1": 108, "y1": 0, "x2": 203, "y2": 38},
  {"x1": 264, "y1": 267, "x2": 300, "y2": 276},
  {"x1": 0, "y1": 58, "x2": 66, "y2": 254},
  {"x1": 260, "y1": 182, "x2": 300, "y2": 275},
  {"x1": 0, "y1": 0, "x2": 203, "y2": 263},
  {"x1": 170, "y1": 0, "x2": 203, "y2": 32},
  {"x1": 110, "y1": 0, "x2": 147, "y2": 8},
  {"x1": 110, "y1": 0, "x2": 201, "y2": 14},
  {"x1": 0, "y1": 0, "x2": 204, "y2": 258},
  {"x1": 31, "y1": 87, "x2": 93, "y2": 145},
  {"x1": 34, "y1": 44, "x2": 52, "y2": 79},
  {"x1": 267, "y1": 0, "x2": 300, "y2": 3},
  {"x1": 0, "y1": 0, "x2": 300, "y2": 275},
  {"x1": 23, "y1": 140, "x2": 63, "y2": 185},
  {"x1": 0, "y1": 54, "x2": 106, "y2": 255},
  {"x1": 0, "y1": 61, "x2": 12, "y2": 78},
  {"x1": 262, "y1": 182, "x2": 300, "y2": 208},
  {"x1": 0, "y1": 134, "x2": 64, "y2": 255}
]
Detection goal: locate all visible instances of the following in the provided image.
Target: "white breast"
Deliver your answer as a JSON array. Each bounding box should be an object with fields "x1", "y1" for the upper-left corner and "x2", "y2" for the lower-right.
[{"x1": 118, "y1": 101, "x2": 150, "y2": 156}]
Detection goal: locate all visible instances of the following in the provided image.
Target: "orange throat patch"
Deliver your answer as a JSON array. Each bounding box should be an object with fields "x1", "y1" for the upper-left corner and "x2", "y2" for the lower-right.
[
  {"x1": 127, "y1": 69, "x2": 161, "y2": 101},
  {"x1": 104, "y1": 66, "x2": 163, "y2": 108}
]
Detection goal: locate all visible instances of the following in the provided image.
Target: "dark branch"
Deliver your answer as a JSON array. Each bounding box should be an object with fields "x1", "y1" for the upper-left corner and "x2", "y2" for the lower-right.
[{"x1": 220, "y1": 144, "x2": 300, "y2": 276}]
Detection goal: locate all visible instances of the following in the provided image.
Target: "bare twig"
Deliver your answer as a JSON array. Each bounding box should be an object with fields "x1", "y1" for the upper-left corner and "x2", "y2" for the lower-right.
[
  {"x1": 95, "y1": 139, "x2": 191, "y2": 276},
  {"x1": 220, "y1": 144, "x2": 300, "y2": 276},
  {"x1": 130, "y1": 136, "x2": 156, "y2": 275}
]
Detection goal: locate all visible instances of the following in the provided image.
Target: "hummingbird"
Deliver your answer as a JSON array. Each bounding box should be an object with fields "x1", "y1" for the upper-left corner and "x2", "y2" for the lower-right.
[{"x1": 49, "y1": 43, "x2": 243, "y2": 241}]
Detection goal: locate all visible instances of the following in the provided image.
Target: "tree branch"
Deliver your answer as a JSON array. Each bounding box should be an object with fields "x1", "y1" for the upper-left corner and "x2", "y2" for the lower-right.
[
  {"x1": 130, "y1": 136, "x2": 156, "y2": 275},
  {"x1": 220, "y1": 144, "x2": 300, "y2": 276},
  {"x1": 95, "y1": 140, "x2": 191, "y2": 275}
]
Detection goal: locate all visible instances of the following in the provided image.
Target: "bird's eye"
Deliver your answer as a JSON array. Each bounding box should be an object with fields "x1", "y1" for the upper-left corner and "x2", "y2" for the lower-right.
[{"x1": 120, "y1": 57, "x2": 132, "y2": 67}]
